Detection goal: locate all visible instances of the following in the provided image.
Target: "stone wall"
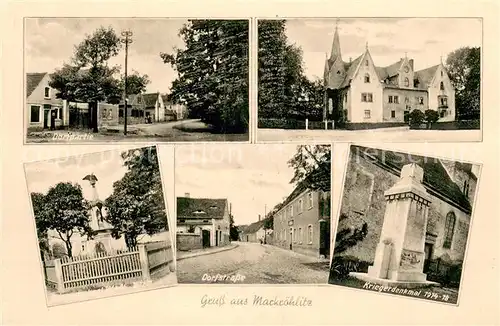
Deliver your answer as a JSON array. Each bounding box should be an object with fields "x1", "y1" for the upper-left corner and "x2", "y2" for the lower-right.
[{"x1": 176, "y1": 233, "x2": 202, "y2": 251}]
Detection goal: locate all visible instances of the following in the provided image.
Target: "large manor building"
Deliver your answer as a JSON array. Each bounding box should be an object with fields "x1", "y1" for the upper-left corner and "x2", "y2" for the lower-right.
[{"x1": 323, "y1": 25, "x2": 456, "y2": 124}]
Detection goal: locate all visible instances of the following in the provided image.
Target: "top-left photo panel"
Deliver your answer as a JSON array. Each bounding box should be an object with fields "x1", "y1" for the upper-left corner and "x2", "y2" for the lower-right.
[{"x1": 24, "y1": 18, "x2": 250, "y2": 144}]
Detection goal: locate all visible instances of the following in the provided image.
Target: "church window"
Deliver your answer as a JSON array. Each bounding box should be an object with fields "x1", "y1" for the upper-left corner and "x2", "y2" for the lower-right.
[
  {"x1": 440, "y1": 81, "x2": 445, "y2": 90},
  {"x1": 443, "y1": 212, "x2": 456, "y2": 249},
  {"x1": 391, "y1": 110, "x2": 396, "y2": 118},
  {"x1": 404, "y1": 77, "x2": 410, "y2": 87},
  {"x1": 394, "y1": 96, "x2": 399, "y2": 104},
  {"x1": 405, "y1": 97, "x2": 409, "y2": 103},
  {"x1": 364, "y1": 74, "x2": 370, "y2": 83},
  {"x1": 441, "y1": 71, "x2": 443, "y2": 77},
  {"x1": 364, "y1": 110, "x2": 371, "y2": 119}
]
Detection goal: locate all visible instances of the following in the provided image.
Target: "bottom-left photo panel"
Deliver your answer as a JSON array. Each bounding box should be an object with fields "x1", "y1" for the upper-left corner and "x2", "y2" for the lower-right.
[{"x1": 23, "y1": 145, "x2": 177, "y2": 307}]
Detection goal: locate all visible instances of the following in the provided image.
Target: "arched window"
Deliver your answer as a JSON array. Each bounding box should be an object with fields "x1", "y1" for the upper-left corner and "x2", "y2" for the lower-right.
[
  {"x1": 440, "y1": 81, "x2": 445, "y2": 90},
  {"x1": 404, "y1": 77, "x2": 409, "y2": 87},
  {"x1": 365, "y1": 60, "x2": 369, "y2": 66},
  {"x1": 443, "y1": 212, "x2": 456, "y2": 249},
  {"x1": 364, "y1": 74, "x2": 370, "y2": 83}
]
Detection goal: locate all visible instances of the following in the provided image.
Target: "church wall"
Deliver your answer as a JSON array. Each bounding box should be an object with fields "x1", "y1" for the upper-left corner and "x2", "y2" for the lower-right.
[
  {"x1": 335, "y1": 151, "x2": 471, "y2": 265},
  {"x1": 382, "y1": 88, "x2": 428, "y2": 122}
]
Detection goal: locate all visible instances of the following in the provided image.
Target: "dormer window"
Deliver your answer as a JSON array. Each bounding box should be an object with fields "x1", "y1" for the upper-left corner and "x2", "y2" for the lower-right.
[
  {"x1": 209, "y1": 205, "x2": 217, "y2": 210},
  {"x1": 336, "y1": 70, "x2": 341, "y2": 74},
  {"x1": 193, "y1": 210, "x2": 206, "y2": 215},
  {"x1": 364, "y1": 74, "x2": 370, "y2": 83},
  {"x1": 44, "y1": 87, "x2": 50, "y2": 98}
]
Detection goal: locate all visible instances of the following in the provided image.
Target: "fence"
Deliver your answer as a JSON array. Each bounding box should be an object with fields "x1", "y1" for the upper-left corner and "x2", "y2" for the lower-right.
[
  {"x1": 177, "y1": 233, "x2": 203, "y2": 251},
  {"x1": 44, "y1": 241, "x2": 173, "y2": 294}
]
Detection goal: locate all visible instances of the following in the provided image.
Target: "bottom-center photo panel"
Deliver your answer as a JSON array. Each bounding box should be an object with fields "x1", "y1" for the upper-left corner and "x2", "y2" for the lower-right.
[{"x1": 174, "y1": 144, "x2": 332, "y2": 285}]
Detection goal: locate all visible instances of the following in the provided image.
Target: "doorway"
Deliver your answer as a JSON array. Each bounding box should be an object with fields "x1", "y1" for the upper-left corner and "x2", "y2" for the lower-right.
[
  {"x1": 289, "y1": 228, "x2": 293, "y2": 250},
  {"x1": 423, "y1": 243, "x2": 434, "y2": 273},
  {"x1": 43, "y1": 109, "x2": 50, "y2": 129},
  {"x1": 202, "y1": 230, "x2": 211, "y2": 248}
]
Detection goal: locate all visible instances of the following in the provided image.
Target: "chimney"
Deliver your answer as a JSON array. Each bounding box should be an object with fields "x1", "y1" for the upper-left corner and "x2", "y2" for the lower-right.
[
  {"x1": 184, "y1": 192, "x2": 190, "y2": 198},
  {"x1": 349, "y1": 57, "x2": 352, "y2": 63},
  {"x1": 258, "y1": 214, "x2": 261, "y2": 221}
]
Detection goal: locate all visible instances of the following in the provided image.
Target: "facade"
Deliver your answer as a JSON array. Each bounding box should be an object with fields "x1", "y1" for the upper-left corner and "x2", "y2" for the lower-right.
[
  {"x1": 337, "y1": 146, "x2": 477, "y2": 272},
  {"x1": 119, "y1": 94, "x2": 146, "y2": 124},
  {"x1": 143, "y1": 92, "x2": 166, "y2": 122},
  {"x1": 272, "y1": 185, "x2": 331, "y2": 258},
  {"x1": 239, "y1": 216, "x2": 269, "y2": 243},
  {"x1": 176, "y1": 194, "x2": 231, "y2": 248},
  {"x1": 163, "y1": 95, "x2": 188, "y2": 120},
  {"x1": 323, "y1": 25, "x2": 456, "y2": 124},
  {"x1": 26, "y1": 72, "x2": 69, "y2": 130}
]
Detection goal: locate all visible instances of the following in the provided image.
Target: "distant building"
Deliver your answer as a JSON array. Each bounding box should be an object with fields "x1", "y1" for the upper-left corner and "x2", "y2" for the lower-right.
[
  {"x1": 162, "y1": 95, "x2": 188, "y2": 120},
  {"x1": 176, "y1": 194, "x2": 231, "y2": 248},
  {"x1": 143, "y1": 92, "x2": 166, "y2": 122},
  {"x1": 239, "y1": 215, "x2": 269, "y2": 243},
  {"x1": 272, "y1": 177, "x2": 331, "y2": 258},
  {"x1": 323, "y1": 23, "x2": 456, "y2": 124}
]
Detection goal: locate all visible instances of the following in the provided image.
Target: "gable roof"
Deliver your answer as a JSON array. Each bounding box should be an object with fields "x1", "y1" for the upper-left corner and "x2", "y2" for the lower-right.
[
  {"x1": 375, "y1": 59, "x2": 405, "y2": 81},
  {"x1": 142, "y1": 93, "x2": 159, "y2": 107},
  {"x1": 352, "y1": 145, "x2": 472, "y2": 213},
  {"x1": 177, "y1": 197, "x2": 228, "y2": 219},
  {"x1": 339, "y1": 54, "x2": 363, "y2": 88},
  {"x1": 414, "y1": 65, "x2": 439, "y2": 89},
  {"x1": 26, "y1": 73, "x2": 48, "y2": 98},
  {"x1": 240, "y1": 218, "x2": 267, "y2": 234}
]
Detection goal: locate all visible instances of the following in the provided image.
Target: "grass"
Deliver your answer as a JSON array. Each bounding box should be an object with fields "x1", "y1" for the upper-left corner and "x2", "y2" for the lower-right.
[
  {"x1": 410, "y1": 120, "x2": 480, "y2": 130},
  {"x1": 329, "y1": 276, "x2": 459, "y2": 304}
]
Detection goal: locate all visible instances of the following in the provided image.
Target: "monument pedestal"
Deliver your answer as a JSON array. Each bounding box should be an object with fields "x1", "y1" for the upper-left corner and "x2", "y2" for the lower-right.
[{"x1": 351, "y1": 163, "x2": 439, "y2": 288}]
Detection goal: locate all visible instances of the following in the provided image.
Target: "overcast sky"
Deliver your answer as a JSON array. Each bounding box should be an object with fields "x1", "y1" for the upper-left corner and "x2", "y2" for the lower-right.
[
  {"x1": 25, "y1": 18, "x2": 187, "y2": 93},
  {"x1": 284, "y1": 18, "x2": 482, "y2": 81},
  {"x1": 25, "y1": 147, "x2": 134, "y2": 202},
  {"x1": 175, "y1": 144, "x2": 304, "y2": 226}
]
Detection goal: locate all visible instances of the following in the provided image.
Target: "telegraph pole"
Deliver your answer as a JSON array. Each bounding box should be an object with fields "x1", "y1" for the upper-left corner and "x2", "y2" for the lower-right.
[{"x1": 121, "y1": 30, "x2": 133, "y2": 136}]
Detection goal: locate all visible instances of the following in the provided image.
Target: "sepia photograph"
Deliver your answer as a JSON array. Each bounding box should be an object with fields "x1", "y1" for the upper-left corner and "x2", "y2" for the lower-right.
[
  {"x1": 24, "y1": 18, "x2": 249, "y2": 143},
  {"x1": 328, "y1": 145, "x2": 481, "y2": 305},
  {"x1": 24, "y1": 146, "x2": 176, "y2": 306},
  {"x1": 257, "y1": 18, "x2": 482, "y2": 142},
  {"x1": 175, "y1": 144, "x2": 332, "y2": 284}
]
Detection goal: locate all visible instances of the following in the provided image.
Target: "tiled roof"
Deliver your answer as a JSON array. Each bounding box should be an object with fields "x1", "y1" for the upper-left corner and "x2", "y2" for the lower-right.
[
  {"x1": 376, "y1": 59, "x2": 404, "y2": 80},
  {"x1": 352, "y1": 145, "x2": 472, "y2": 213},
  {"x1": 414, "y1": 65, "x2": 439, "y2": 89},
  {"x1": 177, "y1": 197, "x2": 227, "y2": 219},
  {"x1": 142, "y1": 93, "x2": 159, "y2": 107},
  {"x1": 26, "y1": 73, "x2": 47, "y2": 97},
  {"x1": 339, "y1": 54, "x2": 363, "y2": 88},
  {"x1": 240, "y1": 218, "x2": 267, "y2": 234}
]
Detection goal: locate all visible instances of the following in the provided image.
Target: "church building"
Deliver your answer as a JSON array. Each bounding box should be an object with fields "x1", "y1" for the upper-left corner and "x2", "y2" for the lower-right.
[{"x1": 323, "y1": 24, "x2": 456, "y2": 125}]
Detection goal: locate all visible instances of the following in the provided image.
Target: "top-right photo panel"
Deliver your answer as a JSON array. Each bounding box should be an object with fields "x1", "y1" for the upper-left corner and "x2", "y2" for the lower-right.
[{"x1": 257, "y1": 18, "x2": 482, "y2": 143}]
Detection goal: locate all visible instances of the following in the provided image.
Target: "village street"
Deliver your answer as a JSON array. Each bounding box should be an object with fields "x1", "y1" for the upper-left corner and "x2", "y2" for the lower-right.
[{"x1": 176, "y1": 242, "x2": 330, "y2": 284}]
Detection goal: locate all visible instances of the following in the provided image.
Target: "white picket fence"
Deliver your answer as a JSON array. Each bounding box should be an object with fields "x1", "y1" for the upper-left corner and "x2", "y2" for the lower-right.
[{"x1": 44, "y1": 241, "x2": 173, "y2": 293}]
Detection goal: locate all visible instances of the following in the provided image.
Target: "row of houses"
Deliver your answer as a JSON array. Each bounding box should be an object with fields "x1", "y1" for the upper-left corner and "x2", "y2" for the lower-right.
[{"x1": 26, "y1": 72, "x2": 187, "y2": 131}]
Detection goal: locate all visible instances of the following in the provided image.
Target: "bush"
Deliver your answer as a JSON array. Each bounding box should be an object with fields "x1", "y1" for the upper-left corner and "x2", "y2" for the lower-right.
[
  {"x1": 426, "y1": 259, "x2": 463, "y2": 288},
  {"x1": 409, "y1": 109, "x2": 425, "y2": 126},
  {"x1": 330, "y1": 255, "x2": 371, "y2": 281},
  {"x1": 425, "y1": 109, "x2": 440, "y2": 128}
]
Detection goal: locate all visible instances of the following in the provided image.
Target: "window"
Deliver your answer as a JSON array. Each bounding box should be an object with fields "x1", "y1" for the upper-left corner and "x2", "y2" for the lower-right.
[
  {"x1": 419, "y1": 97, "x2": 424, "y2": 104},
  {"x1": 440, "y1": 81, "x2": 445, "y2": 91},
  {"x1": 102, "y1": 109, "x2": 107, "y2": 118},
  {"x1": 394, "y1": 96, "x2": 399, "y2": 104},
  {"x1": 298, "y1": 227, "x2": 303, "y2": 244},
  {"x1": 388, "y1": 95, "x2": 393, "y2": 103},
  {"x1": 308, "y1": 225, "x2": 313, "y2": 244},
  {"x1": 361, "y1": 93, "x2": 373, "y2": 102},
  {"x1": 298, "y1": 199, "x2": 304, "y2": 213},
  {"x1": 365, "y1": 60, "x2": 369, "y2": 66},
  {"x1": 179, "y1": 219, "x2": 186, "y2": 223},
  {"x1": 308, "y1": 192, "x2": 313, "y2": 208},
  {"x1": 439, "y1": 96, "x2": 448, "y2": 107},
  {"x1": 336, "y1": 70, "x2": 341, "y2": 74},
  {"x1": 293, "y1": 228, "x2": 297, "y2": 242},
  {"x1": 30, "y1": 105, "x2": 40, "y2": 123},
  {"x1": 443, "y1": 212, "x2": 456, "y2": 249},
  {"x1": 404, "y1": 77, "x2": 409, "y2": 87},
  {"x1": 405, "y1": 97, "x2": 409, "y2": 104},
  {"x1": 44, "y1": 87, "x2": 50, "y2": 98},
  {"x1": 441, "y1": 71, "x2": 443, "y2": 77},
  {"x1": 344, "y1": 94, "x2": 347, "y2": 103},
  {"x1": 364, "y1": 110, "x2": 371, "y2": 119},
  {"x1": 59, "y1": 108, "x2": 63, "y2": 121},
  {"x1": 391, "y1": 110, "x2": 396, "y2": 118},
  {"x1": 364, "y1": 74, "x2": 370, "y2": 83}
]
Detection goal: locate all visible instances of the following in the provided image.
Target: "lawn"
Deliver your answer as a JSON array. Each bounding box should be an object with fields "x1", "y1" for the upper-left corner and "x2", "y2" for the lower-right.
[{"x1": 329, "y1": 276, "x2": 459, "y2": 305}]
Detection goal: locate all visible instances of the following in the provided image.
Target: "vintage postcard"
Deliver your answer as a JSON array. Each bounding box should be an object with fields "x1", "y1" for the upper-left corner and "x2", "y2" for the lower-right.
[
  {"x1": 174, "y1": 144, "x2": 332, "y2": 284},
  {"x1": 257, "y1": 18, "x2": 482, "y2": 142},
  {"x1": 328, "y1": 144, "x2": 481, "y2": 305},
  {"x1": 24, "y1": 18, "x2": 250, "y2": 143},
  {"x1": 24, "y1": 145, "x2": 176, "y2": 306}
]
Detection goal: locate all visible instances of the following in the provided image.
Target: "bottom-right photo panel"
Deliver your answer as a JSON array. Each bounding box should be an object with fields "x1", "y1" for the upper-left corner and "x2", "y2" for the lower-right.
[{"x1": 329, "y1": 144, "x2": 481, "y2": 305}]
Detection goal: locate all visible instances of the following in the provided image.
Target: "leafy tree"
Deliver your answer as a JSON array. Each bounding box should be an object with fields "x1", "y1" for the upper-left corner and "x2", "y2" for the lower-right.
[
  {"x1": 161, "y1": 20, "x2": 249, "y2": 133},
  {"x1": 229, "y1": 214, "x2": 239, "y2": 241},
  {"x1": 409, "y1": 109, "x2": 425, "y2": 127},
  {"x1": 31, "y1": 192, "x2": 50, "y2": 257},
  {"x1": 49, "y1": 26, "x2": 123, "y2": 132},
  {"x1": 104, "y1": 146, "x2": 168, "y2": 249},
  {"x1": 288, "y1": 145, "x2": 331, "y2": 191},
  {"x1": 446, "y1": 47, "x2": 480, "y2": 120},
  {"x1": 425, "y1": 109, "x2": 440, "y2": 128},
  {"x1": 32, "y1": 183, "x2": 94, "y2": 257},
  {"x1": 120, "y1": 71, "x2": 150, "y2": 95},
  {"x1": 263, "y1": 216, "x2": 274, "y2": 230}
]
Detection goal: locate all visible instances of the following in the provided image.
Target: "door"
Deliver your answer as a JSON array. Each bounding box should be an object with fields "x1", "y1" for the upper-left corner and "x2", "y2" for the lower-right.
[
  {"x1": 423, "y1": 243, "x2": 433, "y2": 273},
  {"x1": 215, "y1": 230, "x2": 219, "y2": 246},
  {"x1": 404, "y1": 110, "x2": 410, "y2": 123},
  {"x1": 319, "y1": 220, "x2": 331, "y2": 258},
  {"x1": 43, "y1": 109, "x2": 50, "y2": 129},
  {"x1": 289, "y1": 228, "x2": 293, "y2": 250},
  {"x1": 202, "y1": 230, "x2": 210, "y2": 248}
]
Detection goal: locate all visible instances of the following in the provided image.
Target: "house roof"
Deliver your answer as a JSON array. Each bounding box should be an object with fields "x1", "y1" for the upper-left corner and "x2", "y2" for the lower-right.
[
  {"x1": 339, "y1": 54, "x2": 363, "y2": 88},
  {"x1": 26, "y1": 72, "x2": 47, "y2": 97},
  {"x1": 376, "y1": 59, "x2": 404, "y2": 81},
  {"x1": 414, "y1": 65, "x2": 439, "y2": 89},
  {"x1": 142, "y1": 93, "x2": 159, "y2": 108},
  {"x1": 352, "y1": 145, "x2": 472, "y2": 213},
  {"x1": 177, "y1": 197, "x2": 228, "y2": 219},
  {"x1": 119, "y1": 94, "x2": 144, "y2": 106},
  {"x1": 240, "y1": 218, "x2": 268, "y2": 235}
]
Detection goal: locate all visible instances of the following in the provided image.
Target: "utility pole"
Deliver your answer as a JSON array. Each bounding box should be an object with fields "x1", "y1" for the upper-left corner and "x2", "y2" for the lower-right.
[{"x1": 121, "y1": 30, "x2": 133, "y2": 136}]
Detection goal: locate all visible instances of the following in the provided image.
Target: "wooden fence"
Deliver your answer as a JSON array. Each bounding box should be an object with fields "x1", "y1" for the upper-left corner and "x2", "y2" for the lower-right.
[{"x1": 44, "y1": 241, "x2": 173, "y2": 293}]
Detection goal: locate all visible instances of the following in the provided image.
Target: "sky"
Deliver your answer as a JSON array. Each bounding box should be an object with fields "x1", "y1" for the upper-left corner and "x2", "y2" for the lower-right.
[
  {"x1": 25, "y1": 147, "x2": 132, "y2": 201},
  {"x1": 284, "y1": 18, "x2": 482, "y2": 81},
  {"x1": 25, "y1": 18, "x2": 187, "y2": 93},
  {"x1": 175, "y1": 144, "x2": 304, "y2": 226}
]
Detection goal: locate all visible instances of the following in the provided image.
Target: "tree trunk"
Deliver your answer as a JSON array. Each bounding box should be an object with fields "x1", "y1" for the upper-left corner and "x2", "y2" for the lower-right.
[
  {"x1": 64, "y1": 241, "x2": 73, "y2": 258},
  {"x1": 91, "y1": 101, "x2": 99, "y2": 133},
  {"x1": 125, "y1": 233, "x2": 138, "y2": 250}
]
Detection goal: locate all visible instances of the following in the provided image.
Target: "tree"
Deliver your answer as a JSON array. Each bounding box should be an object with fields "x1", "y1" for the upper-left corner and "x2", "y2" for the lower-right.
[
  {"x1": 104, "y1": 147, "x2": 168, "y2": 249},
  {"x1": 31, "y1": 192, "x2": 49, "y2": 257},
  {"x1": 409, "y1": 109, "x2": 425, "y2": 127},
  {"x1": 425, "y1": 109, "x2": 440, "y2": 128},
  {"x1": 49, "y1": 26, "x2": 123, "y2": 132},
  {"x1": 288, "y1": 145, "x2": 331, "y2": 191},
  {"x1": 229, "y1": 214, "x2": 239, "y2": 241},
  {"x1": 263, "y1": 217, "x2": 274, "y2": 230},
  {"x1": 119, "y1": 71, "x2": 150, "y2": 95},
  {"x1": 446, "y1": 47, "x2": 481, "y2": 120},
  {"x1": 32, "y1": 183, "x2": 94, "y2": 257},
  {"x1": 161, "y1": 20, "x2": 249, "y2": 133}
]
